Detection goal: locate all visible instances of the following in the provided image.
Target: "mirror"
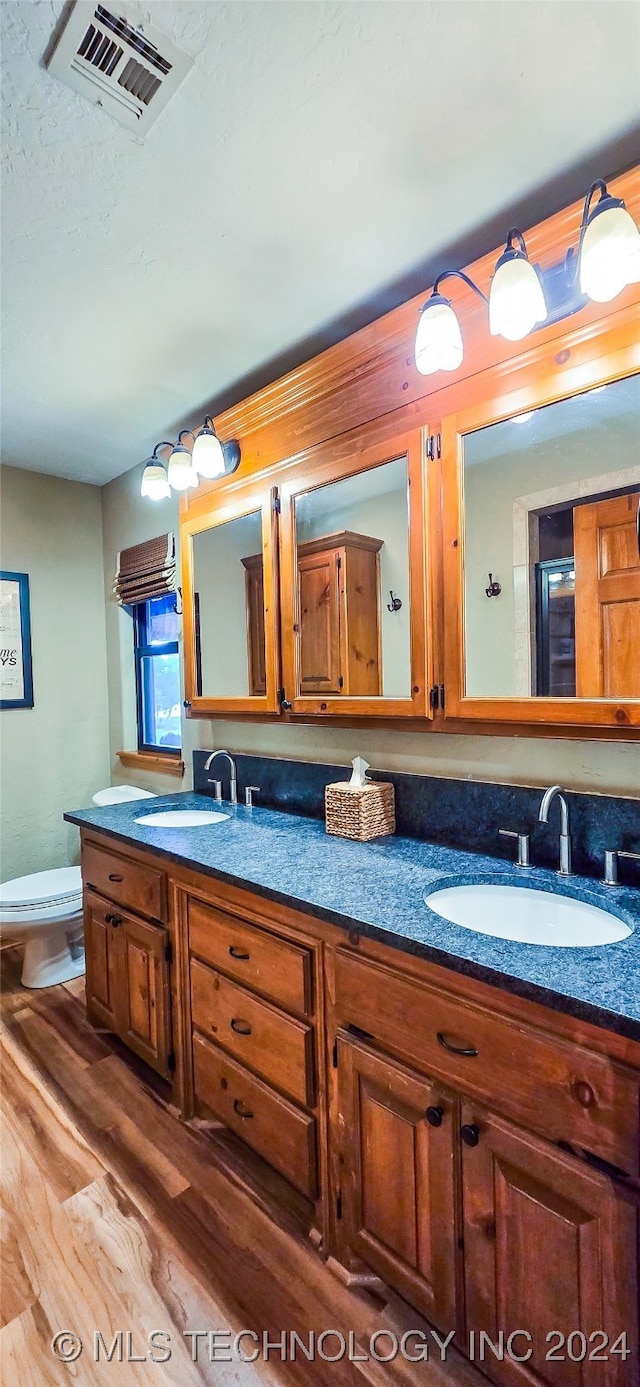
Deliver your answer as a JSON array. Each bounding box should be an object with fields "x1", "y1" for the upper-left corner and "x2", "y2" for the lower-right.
[
  {"x1": 462, "y1": 374, "x2": 640, "y2": 699},
  {"x1": 192, "y1": 510, "x2": 266, "y2": 698},
  {"x1": 293, "y1": 455, "x2": 411, "y2": 698}
]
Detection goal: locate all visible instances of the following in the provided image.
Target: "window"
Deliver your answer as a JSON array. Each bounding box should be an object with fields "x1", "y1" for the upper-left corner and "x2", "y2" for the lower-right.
[{"x1": 133, "y1": 594, "x2": 181, "y2": 752}]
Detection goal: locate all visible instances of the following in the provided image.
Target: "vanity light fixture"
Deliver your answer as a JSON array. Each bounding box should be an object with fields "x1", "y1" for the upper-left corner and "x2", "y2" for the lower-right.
[
  {"x1": 140, "y1": 444, "x2": 172, "y2": 500},
  {"x1": 186, "y1": 419, "x2": 242, "y2": 481},
  {"x1": 576, "y1": 179, "x2": 640, "y2": 304},
  {"x1": 488, "y1": 230, "x2": 547, "y2": 341},
  {"x1": 414, "y1": 177, "x2": 640, "y2": 377},
  {"x1": 191, "y1": 417, "x2": 226, "y2": 478},
  {"x1": 415, "y1": 271, "x2": 487, "y2": 376},
  {"x1": 140, "y1": 424, "x2": 242, "y2": 498},
  {"x1": 167, "y1": 432, "x2": 199, "y2": 492}
]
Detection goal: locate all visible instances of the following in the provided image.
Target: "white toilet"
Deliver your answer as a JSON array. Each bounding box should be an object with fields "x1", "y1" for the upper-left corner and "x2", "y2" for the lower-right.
[{"x1": 0, "y1": 785, "x2": 156, "y2": 988}]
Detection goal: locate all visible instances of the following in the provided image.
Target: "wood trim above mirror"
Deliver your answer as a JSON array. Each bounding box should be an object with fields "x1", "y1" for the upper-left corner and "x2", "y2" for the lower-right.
[{"x1": 440, "y1": 306, "x2": 640, "y2": 730}]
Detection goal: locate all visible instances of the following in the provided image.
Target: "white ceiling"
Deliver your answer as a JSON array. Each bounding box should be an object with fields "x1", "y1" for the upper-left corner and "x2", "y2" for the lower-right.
[{"x1": 1, "y1": 1, "x2": 639, "y2": 487}]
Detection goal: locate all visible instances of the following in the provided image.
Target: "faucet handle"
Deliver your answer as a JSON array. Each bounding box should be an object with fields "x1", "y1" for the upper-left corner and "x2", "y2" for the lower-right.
[
  {"x1": 208, "y1": 778, "x2": 223, "y2": 802},
  {"x1": 602, "y1": 849, "x2": 640, "y2": 887},
  {"x1": 244, "y1": 786, "x2": 260, "y2": 808},
  {"x1": 499, "y1": 828, "x2": 530, "y2": 868}
]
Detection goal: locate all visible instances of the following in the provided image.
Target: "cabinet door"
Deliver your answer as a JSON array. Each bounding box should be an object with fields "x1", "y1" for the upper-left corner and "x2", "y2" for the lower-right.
[
  {"x1": 84, "y1": 893, "x2": 119, "y2": 1030},
  {"x1": 461, "y1": 1102, "x2": 638, "y2": 1387},
  {"x1": 337, "y1": 1034, "x2": 457, "y2": 1330},
  {"x1": 297, "y1": 548, "x2": 342, "y2": 694},
  {"x1": 116, "y1": 912, "x2": 172, "y2": 1078},
  {"x1": 242, "y1": 554, "x2": 267, "y2": 696}
]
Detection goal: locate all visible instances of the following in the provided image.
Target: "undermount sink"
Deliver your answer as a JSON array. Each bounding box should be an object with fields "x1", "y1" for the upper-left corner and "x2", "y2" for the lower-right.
[
  {"x1": 425, "y1": 882, "x2": 631, "y2": 948},
  {"x1": 134, "y1": 809, "x2": 229, "y2": 828}
]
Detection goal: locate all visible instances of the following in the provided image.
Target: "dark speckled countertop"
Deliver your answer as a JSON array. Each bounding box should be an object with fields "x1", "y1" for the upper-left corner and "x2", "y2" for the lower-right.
[{"x1": 65, "y1": 792, "x2": 640, "y2": 1042}]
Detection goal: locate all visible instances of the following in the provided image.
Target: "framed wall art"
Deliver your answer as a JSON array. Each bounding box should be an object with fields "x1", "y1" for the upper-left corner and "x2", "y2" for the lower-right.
[{"x1": 0, "y1": 571, "x2": 34, "y2": 709}]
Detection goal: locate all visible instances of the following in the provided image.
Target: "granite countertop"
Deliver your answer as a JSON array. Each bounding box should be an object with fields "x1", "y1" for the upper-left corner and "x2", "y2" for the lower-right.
[{"x1": 64, "y1": 792, "x2": 640, "y2": 1042}]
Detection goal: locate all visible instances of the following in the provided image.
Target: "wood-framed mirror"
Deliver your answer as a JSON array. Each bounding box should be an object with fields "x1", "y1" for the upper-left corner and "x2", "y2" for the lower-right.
[
  {"x1": 441, "y1": 322, "x2": 640, "y2": 730},
  {"x1": 278, "y1": 428, "x2": 431, "y2": 717},
  {"x1": 181, "y1": 481, "x2": 281, "y2": 715}
]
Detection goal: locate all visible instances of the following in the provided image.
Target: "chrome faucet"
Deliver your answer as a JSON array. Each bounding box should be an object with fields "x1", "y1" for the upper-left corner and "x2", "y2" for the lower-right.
[
  {"x1": 538, "y1": 784, "x2": 572, "y2": 876},
  {"x1": 203, "y1": 749, "x2": 237, "y2": 804}
]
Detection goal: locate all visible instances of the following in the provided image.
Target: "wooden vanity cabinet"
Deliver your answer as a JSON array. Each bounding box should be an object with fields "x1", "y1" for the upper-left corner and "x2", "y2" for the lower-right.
[
  {"x1": 78, "y1": 831, "x2": 640, "y2": 1387},
  {"x1": 81, "y1": 837, "x2": 172, "y2": 1080},
  {"x1": 185, "y1": 892, "x2": 321, "y2": 1202},
  {"x1": 332, "y1": 946, "x2": 640, "y2": 1383},
  {"x1": 336, "y1": 1033, "x2": 458, "y2": 1330},
  {"x1": 460, "y1": 1101, "x2": 638, "y2": 1387},
  {"x1": 84, "y1": 890, "x2": 172, "y2": 1079}
]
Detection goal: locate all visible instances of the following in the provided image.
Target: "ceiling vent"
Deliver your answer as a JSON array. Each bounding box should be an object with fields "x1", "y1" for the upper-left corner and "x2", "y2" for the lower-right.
[{"x1": 47, "y1": 2, "x2": 193, "y2": 136}]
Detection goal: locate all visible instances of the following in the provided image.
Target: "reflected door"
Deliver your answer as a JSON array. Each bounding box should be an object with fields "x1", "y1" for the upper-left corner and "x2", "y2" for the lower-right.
[{"x1": 574, "y1": 492, "x2": 640, "y2": 697}]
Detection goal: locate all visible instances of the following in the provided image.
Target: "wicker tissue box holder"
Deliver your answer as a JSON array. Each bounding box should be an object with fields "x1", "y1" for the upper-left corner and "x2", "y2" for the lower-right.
[{"x1": 325, "y1": 780, "x2": 396, "y2": 842}]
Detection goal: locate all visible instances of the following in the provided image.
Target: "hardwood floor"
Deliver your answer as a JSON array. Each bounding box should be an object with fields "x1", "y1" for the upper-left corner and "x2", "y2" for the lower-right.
[{"x1": 0, "y1": 948, "x2": 482, "y2": 1386}]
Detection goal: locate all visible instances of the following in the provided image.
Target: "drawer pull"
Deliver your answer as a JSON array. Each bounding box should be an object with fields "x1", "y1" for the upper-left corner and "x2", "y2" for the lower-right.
[
  {"x1": 573, "y1": 1080, "x2": 596, "y2": 1109},
  {"x1": 461, "y1": 1123, "x2": 481, "y2": 1147},
  {"x1": 229, "y1": 946, "x2": 250, "y2": 960},
  {"x1": 105, "y1": 913, "x2": 122, "y2": 928},
  {"x1": 426, "y1": 1105, "x2": 444, "y2": 1127},
  {"x1": 437, "y1": 1031, "x2": 478, "y2": 1058},
  {"x1": 233, "y1": 1099, "x2": 254, "y2": 1119},
  {"x1": 230, "y1": 1018, "x2": 252, "y2": 1036},
  {"x1": 108, "y1": 873, "x2": 123, "y2": 883}
]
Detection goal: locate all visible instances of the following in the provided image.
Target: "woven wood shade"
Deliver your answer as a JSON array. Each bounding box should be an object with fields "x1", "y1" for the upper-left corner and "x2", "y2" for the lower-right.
[{"x1": 114, "y1": 533, "x2": 179, "y2": 606}]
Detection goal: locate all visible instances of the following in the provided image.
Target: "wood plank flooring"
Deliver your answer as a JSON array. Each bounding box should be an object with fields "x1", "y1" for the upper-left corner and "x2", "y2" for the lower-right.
[{"x1": 0, "y1": 948, "x2": 483, "y2": 1386}]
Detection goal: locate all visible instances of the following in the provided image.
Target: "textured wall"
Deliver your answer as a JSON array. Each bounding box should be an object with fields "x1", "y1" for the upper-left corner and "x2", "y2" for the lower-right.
[{"x1": 0, "y1": 466, "x2": 110, "y2": 877}]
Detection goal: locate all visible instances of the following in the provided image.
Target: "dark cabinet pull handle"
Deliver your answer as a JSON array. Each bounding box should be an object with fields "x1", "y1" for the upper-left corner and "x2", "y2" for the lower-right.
[
  {"x1": 108, "y1": 873, "x2": 123, "y2": 882},
  {"x1": 461, "y1": 1123, "x2": 480, "y2": 1147},
  {"x1": 426, "y1": 1105, "x2": 444, "y2": 1127},
  {"x1": 230, "y1": 1018, "x2": 252, "y2": 1036},
  {"x1": 106, "y1": 913, "x2": 122, "y2": 928},
  {"x1": 437, "y1": 1031, "x2": 478, "y2": 1057},
  {"x1": 233, "y1": 1099, "x2": 254, "y2": 1119},
  {"x1": 229, "y1": 946, "x2": 250, "y2": 960}
]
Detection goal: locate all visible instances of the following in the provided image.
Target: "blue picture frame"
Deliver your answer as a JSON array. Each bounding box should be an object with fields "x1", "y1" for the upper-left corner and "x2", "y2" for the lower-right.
[{"x1": 0, "y1": 571, "x2": 34, "y2": 709}]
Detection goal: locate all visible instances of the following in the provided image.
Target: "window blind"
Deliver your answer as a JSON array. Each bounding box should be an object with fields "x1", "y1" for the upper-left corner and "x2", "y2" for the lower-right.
[{"x1": 113, "y1": 532, "x2": 179, "y2": 607}]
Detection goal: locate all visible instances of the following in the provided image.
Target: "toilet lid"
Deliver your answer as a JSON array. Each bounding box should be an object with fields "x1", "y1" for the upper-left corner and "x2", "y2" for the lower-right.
[{"x1": 0, "y1": 866, "x2": 82, "y2": 912}]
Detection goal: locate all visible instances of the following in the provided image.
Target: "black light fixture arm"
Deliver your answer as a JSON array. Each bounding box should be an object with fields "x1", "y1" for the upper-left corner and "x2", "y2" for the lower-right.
[
  {"x1": 432, "y1": 268, "x2": 489, "y2": 306},
  {"x1": 152, "y1": 441, "x2": 176, "y2": 459}
]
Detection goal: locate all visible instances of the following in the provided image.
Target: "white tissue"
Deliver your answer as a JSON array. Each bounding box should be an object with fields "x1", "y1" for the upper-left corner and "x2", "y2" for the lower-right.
[{"x1": 349, "y1": 756, "x2": 370, "y2": 788}]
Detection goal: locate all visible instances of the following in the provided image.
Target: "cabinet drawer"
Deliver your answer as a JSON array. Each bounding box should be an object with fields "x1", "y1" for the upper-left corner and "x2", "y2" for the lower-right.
[
  {"x1": 82, "y1": 841, "x2": 167, "y2": 923},
  {"x1": 335, "y1": 950, "x2": 640, "y2": 1176},
  {"x1": 188, "y1": 898, "x2": 312, "y2": 1016},
  {"x1": 191, "y1": 959, "x2": 314, "y2": 1107},
  {"x1": 192, "y1": 1031, "x2": 316, "y2": 1199}
]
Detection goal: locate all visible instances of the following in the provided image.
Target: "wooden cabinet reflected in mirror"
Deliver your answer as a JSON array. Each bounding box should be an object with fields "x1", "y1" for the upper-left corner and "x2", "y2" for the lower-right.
[
  {"x1": 297, "y1": 531, "x2": 383, "y2": 696},
  {"x1": 243, "y1": 530, "x2": 383, "y2": 698},
  {"x1": 278, "y1": 430, "x2": 430, "y2": 717}
]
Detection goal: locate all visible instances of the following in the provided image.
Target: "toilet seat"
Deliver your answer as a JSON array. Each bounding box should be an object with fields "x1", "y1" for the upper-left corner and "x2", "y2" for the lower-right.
[
  {"x1": 0, "y1": 866, "x2": 85, "y2": 988},
  {"x1": 0, "y1": 866, "x2": 82, "y2": 925}
]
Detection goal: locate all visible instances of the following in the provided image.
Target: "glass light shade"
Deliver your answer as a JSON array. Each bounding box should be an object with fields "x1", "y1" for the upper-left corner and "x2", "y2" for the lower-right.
[
  {"x1": 579, "y1": 203, "x2": 640, "y2": 303},
  {"x1": 489, "y1": 253, "x2": 547, "y2": 341},
  {"x1": 167, "y1": 445, "x2": 198, "y2": 491},
  {"x1": 140, "y1": 461, "x2": 171, "y2": 500},
  {"x1": 192, "y1": 428, "x2": 225, "y2": 479},
  {"x1": 414, "y1": 295, "x2": 463, "y2": 375}
]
